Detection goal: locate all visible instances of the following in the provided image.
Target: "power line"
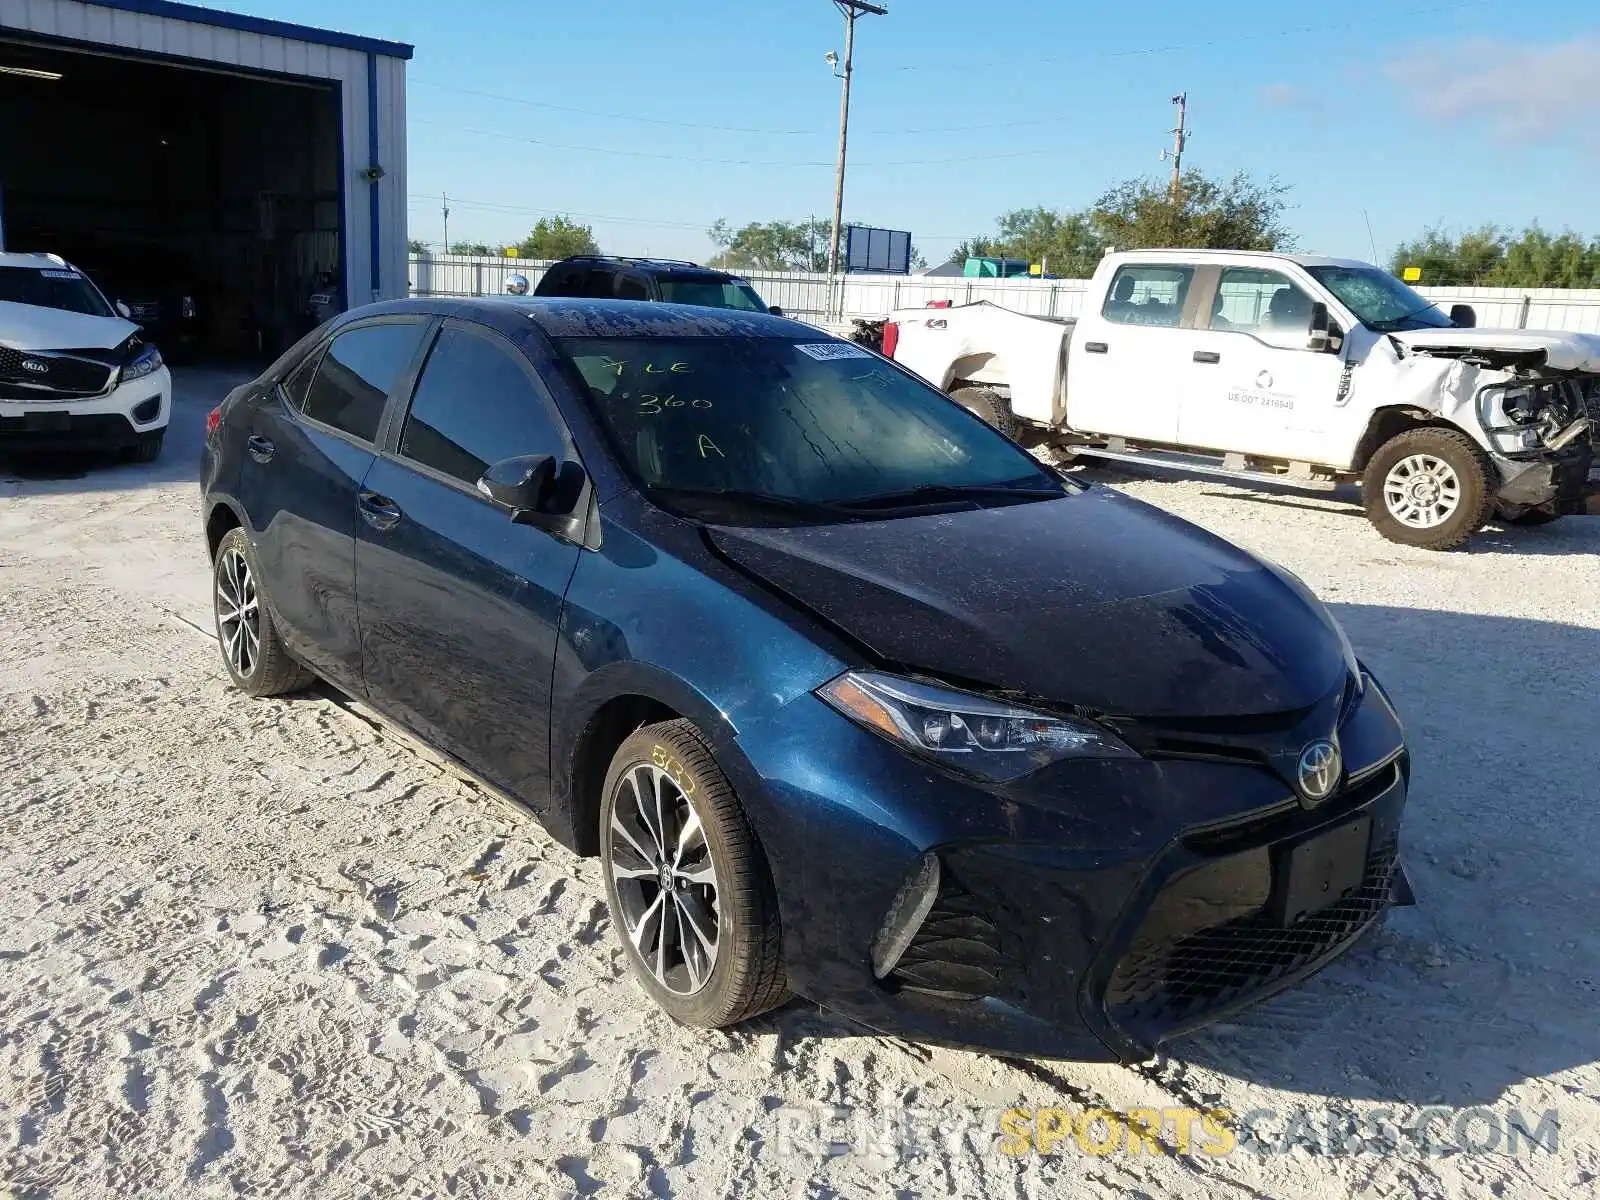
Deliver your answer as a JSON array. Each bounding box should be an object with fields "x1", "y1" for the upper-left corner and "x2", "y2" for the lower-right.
[{"x1": 409, "y1": 115, "x2": 1064, "y2": 167}]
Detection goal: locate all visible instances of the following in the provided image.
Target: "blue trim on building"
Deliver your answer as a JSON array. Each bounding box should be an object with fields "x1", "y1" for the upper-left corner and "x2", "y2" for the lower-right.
[
  {"x1": 79, "y1": 0, "x2": 414, "y2": 60},
  {"x1": 367, "y1": 52, "x2": 381, "y2": 300}
]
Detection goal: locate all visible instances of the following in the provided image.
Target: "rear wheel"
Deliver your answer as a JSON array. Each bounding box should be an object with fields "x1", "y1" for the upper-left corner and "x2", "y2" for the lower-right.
[
  {"x1": 951, "y1": 386, "x2": 1021, "y2": 441},
  {"x1": 1361, "y1": 427, "x2": 1495, "y2": 551},
  {"x1": 599, "y1": 719, "x2": 787, "y2": 1027},
  {"x1": 212, "y1": 527, "x2": 314, "y2": 696}
]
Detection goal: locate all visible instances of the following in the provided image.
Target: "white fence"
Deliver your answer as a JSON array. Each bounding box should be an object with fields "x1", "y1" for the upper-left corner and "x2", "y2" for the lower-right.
[{"x1": 407, "y1": 254, "x2": 1600, "y2": 334}]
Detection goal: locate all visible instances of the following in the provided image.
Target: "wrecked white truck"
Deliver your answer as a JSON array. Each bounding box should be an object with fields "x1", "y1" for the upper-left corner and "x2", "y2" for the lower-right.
[{"x1": 886, "y1": 250, "x2": 1599, "y2": 549}]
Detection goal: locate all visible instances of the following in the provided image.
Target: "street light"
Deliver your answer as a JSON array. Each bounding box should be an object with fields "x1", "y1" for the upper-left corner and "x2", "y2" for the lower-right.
[{"x1": 825, "y1": 1, "x2": 887, "y2": 278}]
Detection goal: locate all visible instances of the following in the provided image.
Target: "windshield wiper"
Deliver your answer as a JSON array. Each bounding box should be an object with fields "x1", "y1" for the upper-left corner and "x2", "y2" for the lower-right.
[
  {"x1": 836, "y1": 479, "x2": 1065, "y2": 511},
  {"x1": 646, "y1": 485, "x2": 857, "y2": 522},
  {"x1": 1369, "y1": 302, "x2": 1444, "y2": 332}
]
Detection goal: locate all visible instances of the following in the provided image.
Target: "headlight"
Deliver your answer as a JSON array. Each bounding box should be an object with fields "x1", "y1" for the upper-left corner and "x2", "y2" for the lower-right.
[
  {"x1": 817, "y1": 670, "x2": 1135, "y2": 780},
  {"x1": 121, "y1": 343, "x2": 163, "y2": 384}
]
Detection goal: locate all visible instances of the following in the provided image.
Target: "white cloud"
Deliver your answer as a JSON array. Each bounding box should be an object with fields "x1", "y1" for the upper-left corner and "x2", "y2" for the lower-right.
[
  {"x1": 1388, "y1": 35, "x2": 1600, "y2": 141},
  {"x1": 1260, "y1": 82, "x2": 1316, "y2": 110}
]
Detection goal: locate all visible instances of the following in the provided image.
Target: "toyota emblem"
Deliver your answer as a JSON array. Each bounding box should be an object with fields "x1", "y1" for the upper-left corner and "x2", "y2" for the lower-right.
[
  {"x1": 1296, "y1": 739, "x2": 1342, "y2": 803},
  {"x1": 20, "y1": 358, "x2": 49, "y2": 374}
]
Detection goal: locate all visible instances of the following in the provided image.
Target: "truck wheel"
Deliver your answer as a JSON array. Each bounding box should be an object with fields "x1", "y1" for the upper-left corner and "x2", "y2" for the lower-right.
[
  {"x1": 951, "y1": 387, "x2": 1021, "y2": 441},
  {"x1": 1494, "y1": 502, "x2": 1562, "y2": 527},
  {"x1": 1361, "y1": 428, "x2": 1496, "y2": 551}
]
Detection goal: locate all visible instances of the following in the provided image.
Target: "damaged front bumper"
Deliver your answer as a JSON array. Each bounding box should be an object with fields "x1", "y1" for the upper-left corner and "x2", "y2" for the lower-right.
[{"x1": 1492, "y1": 439, "x2": 1596, "y2": 514}]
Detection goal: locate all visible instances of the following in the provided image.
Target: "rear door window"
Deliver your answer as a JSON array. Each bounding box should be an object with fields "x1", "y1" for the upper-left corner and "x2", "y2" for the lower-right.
[
  {"x1": 302, "y1": 321, "x2": 428, "y2": 443},
  {"x1": 1101, "y1": 265, "x2": 1194, "y2": 328},
  {"x1": 398, "y1": 324, "x2": 569, "y2": 487}
]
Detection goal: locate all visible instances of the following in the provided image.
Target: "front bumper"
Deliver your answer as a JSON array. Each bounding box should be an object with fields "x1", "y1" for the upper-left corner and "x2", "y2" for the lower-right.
[
  {"x1": 738, "y1": 671, "x2": 1410, "y2": 1062},
  {"x1": 0, "y1": 365, "x2": 170, "y2": 450},
  {"x1": 1492, "y1": 439, "x2": 1594, "y2": 513}
]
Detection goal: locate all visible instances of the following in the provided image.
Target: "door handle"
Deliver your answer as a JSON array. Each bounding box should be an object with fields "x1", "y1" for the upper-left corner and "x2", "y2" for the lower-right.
[
  {"x1": 357, "y1": 491, "x2": 402, "y2": 532},
  {"x1": 1193, "y1": 350, "x2": 1221, "y2": 364},
  {"x1": 247, "y1": 434, "x2": 275, "y2": 463},
  {"x1": 1084, "y1": 341, "x2": 1108, "y2": 354}
]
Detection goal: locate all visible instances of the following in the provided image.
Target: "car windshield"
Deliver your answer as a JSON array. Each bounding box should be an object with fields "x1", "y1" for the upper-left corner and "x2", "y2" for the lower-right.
[
  {"x1": 1305, "y1": 266, "x2": 1454, "y2": 332},
  {"x1": 0, "y1": 266, "x2": 115, "y2": 318},
  {"x1": 558, "y1": 336, "x2": 1062, "y2": 523},
  {"x1": 655, "y1": 276, "x2": 768, "y2": 312}
]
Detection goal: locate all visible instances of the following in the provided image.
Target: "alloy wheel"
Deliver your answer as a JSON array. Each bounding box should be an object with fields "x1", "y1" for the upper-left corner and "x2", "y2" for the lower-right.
[
  {"x1": 1382, "y1": 453, "x2": 1462, "y2": 529},
  {"x1": 215, "y1": 547, "x2": 261, "y2": 679},
  {"x1": 606, "y1": 763, "x2": 721, "y2": 995}
]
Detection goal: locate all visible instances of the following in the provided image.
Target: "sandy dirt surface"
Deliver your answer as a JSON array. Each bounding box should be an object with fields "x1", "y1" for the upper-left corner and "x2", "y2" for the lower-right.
[{"x1": 1, "y1": 369, "x2": 1597, "y2": 1199}]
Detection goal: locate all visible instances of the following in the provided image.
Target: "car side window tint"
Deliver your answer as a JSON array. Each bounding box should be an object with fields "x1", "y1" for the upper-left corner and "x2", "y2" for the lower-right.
[
  {"x1": 1101, "y1": 265, "x2": 1194, "y2": 328},
  {"x1": 1212, "y1": 268, "x2": 1316, "y2": 347},
  {"x1": 580, "y1": 269, "x2": 617, "y2": 299},
  {"x1": 399, "y1": 325, "x2": 567, "y2": 487},
  {"x1": 281, "y1": 346, "x2": 324, "y2": 411},
  {"x1": 616, "y1": 275, "x2": 649, "y2": 300},
  {"x1": 303, "y1": 322, "x2": 426, "y2": 442}
]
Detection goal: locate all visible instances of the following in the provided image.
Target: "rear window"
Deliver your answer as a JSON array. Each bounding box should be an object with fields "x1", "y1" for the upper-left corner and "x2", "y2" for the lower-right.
[
  {"x1": 0, "y1": 266, "x2": 114, "y2": 318},
  {"x1": 656, "y1": 277, "x2": 767, "y2": 312}
]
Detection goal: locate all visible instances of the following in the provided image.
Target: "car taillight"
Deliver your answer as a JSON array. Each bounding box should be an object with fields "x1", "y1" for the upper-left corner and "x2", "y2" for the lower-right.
[
  {"x1": 882, "y1": 321, "x2": 899, "y2": 358},
  {"x1": 206, "y1": 406, "x2": 222, "y2": 435}
]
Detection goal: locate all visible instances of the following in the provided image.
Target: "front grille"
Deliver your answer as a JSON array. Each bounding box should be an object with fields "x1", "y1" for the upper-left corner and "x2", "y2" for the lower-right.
[
  {"x1": 0, "y1": 347, "x2": 115, "y2": 399},
  {"x1": 889, "y1": 873, "x2": 1008, "y2": 1001},
  {"x1": 1105, "y1": 835, "x2": 1399, "y2": 1041}
]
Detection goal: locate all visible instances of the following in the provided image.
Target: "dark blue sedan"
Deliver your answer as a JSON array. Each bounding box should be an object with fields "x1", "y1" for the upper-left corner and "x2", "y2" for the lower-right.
[{"x1": 199, "y1": 298, "x2": 1412, "y2": 1061}]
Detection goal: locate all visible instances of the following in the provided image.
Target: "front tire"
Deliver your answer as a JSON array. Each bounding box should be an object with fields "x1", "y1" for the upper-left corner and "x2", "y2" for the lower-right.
[
  {"x1": 212, "y1": 527, "x2": 314, "y2": 696},
  {"x1": 599, "y1": 719, "x2": 787, "y2": 1028},
  {"x1": 1361, "y1": 428, "x2": 1495, "y2": 551},
  {"x1": 951, "y1": 386, "x2": 1021, "y2": 441},
  {"x1": 122, "y1": 430, "x2": 165, "y2": 464}
]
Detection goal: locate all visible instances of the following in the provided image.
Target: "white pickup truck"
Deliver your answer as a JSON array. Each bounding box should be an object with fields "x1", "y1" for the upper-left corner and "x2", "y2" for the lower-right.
[{"x1": 886, "y1": 249, "x2": 1599, "y2": 549}]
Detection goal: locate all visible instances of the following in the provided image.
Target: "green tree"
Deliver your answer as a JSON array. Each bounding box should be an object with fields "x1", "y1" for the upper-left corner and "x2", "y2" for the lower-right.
[
  {"x1": 991, "y1": 207, "x2": 1103, "y2": 275},
  {"x1": 708, "y1": 218, "x2": 832, "y2": 272},
  {"x1": 407, "y1": 238, "x2": 429, "y2": 255},
  {"x1": 448, "y1": 240, "x2": 494, "y2": 256},
  {"x1": 948, "y1": 238, "x2": 998, "y2": 264},
  {"x1": 516, "y1": 216, "x2": 599, "y2": 260},
  {"x1": 1090, "y1": 170, "x2": 1294, "y2": 252},
  {"x1": 1390, "y1": 225, "x2": 1600, "y2": 287}
]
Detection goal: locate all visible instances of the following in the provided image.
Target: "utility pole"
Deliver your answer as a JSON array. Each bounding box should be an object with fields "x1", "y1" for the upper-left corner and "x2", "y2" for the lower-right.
[
  {"x1": 826, "y1": 1, "x2": 888, "y2": 277},
  {"x1": 1162, "y1": 93, "x2": 1188, "y2": 202},
  {"x1": 442, "y1": 193, "x2": 450, "y2": 254}
]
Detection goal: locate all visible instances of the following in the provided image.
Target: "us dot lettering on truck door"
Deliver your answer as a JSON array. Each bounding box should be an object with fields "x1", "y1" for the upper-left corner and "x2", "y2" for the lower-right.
[{"x1": 794, "y1": 343, "x2": 875, "y2": 361}]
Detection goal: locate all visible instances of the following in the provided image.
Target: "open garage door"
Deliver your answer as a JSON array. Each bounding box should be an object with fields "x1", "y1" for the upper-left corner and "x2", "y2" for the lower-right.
[{"x1": 0, "y1": 35, "x2": 341, "y2": 359}]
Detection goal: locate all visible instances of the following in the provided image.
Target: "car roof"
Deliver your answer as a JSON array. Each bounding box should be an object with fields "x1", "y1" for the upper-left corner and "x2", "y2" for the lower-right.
[
  {"x1": 549, "y1": 255, "x2": 744, "y2": 280},
  {"x1": 349, "y1": 296, "x2": 814, "y2": 339},
  {"x1": 1109, "y1": 248, "x2": 1376, "y2": 270},
  {"x1": 0, "y1": 251, "x2": 79, "y2": 270}
]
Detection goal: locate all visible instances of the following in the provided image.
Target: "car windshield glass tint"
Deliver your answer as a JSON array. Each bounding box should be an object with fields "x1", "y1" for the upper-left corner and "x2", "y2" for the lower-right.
[
  {"x1": 558, "y1": 336, "x2": 1060, "y2": 522},
  {"x1": 655, "y1": 278, "x2": 767, "y2": 311},
  {"x1": 0, "y1": 267, "x2": 113, "y2": 318},
  {"x1": 1306, "y1": 266, "x2": 1453, "y2": 331}
]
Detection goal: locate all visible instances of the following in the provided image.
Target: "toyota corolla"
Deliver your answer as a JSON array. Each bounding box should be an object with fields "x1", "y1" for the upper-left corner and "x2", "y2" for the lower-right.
[{"x1": 199, "y1": 298, "x2": 1412, "y2": 1061}]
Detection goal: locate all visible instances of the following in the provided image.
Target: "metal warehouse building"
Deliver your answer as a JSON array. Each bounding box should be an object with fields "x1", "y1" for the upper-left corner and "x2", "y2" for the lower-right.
[{"x1": 0, "y1": 0, "x2": 411, "y2": 355}]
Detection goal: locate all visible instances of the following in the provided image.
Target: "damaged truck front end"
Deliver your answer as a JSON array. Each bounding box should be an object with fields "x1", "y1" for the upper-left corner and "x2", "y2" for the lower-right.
[{"x1": 1390, "y1": 336, "x2": 1600, "y2": 520}]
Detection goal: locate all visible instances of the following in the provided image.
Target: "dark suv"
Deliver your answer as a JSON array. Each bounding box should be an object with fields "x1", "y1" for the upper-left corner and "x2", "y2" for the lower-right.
[{"x1": 534, "y1": 256, "x2": 780, "y2": 315}]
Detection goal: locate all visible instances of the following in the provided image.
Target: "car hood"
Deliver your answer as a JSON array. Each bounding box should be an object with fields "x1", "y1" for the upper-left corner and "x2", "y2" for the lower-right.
[
  {"x1": 0, "y1": 301, "x2": 137, "y2": 351},
  {"x1": 709, "y1": 489, "x2": 1347, "y2": 718},
  {"x1": 1392, "y1": 328, "x2": 1600, "y2": 373}
]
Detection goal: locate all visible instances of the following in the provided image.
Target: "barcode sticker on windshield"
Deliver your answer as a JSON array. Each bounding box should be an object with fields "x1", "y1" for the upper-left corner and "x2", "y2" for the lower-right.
[
  {"x1": 41, "y1": 270, "x2": 82, "y2": 280},
  {"x1": 794, "y1": 342, "x2": 873, "y2": 361}
]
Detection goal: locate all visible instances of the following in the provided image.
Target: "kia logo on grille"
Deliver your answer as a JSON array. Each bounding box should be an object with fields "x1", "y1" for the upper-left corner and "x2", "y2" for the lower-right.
[{"x1": 20, "y1": 358, "x2": 49, "y2": 374}]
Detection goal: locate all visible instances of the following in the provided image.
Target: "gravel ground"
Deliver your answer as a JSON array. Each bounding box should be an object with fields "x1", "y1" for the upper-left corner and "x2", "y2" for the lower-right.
[{"x1": 1, "y1": 369, "x2": 1597, "y2": 1199}]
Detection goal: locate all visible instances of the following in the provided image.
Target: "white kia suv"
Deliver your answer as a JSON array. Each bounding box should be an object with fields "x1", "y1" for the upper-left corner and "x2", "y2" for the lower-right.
[{"x1": 0, "y1": 251, "x2": 171, "y2": 461}]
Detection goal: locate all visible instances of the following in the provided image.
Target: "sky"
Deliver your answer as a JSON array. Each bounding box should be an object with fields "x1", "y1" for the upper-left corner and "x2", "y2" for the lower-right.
[{"x1": 201, "y1": 0, "x2": 1599, "y2": 265}]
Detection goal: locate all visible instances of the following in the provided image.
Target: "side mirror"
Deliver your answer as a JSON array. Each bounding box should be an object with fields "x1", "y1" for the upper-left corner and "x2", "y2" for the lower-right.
[
  {"x1": 1306, "y1": 301, "x2": 1332, "y2": 352},
  {"x1": 768, "y1": 305, "x2": 784, "y2": 317},
  {"x1": 1450, "y1": 303, "x2": 1477, "y2": 329},
  {"x1": 116, "y1": 300, "x2": 132, "y2": 319},
  {"x1": 476, "y1": 454, "x2": 587, "y2": 541}
]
